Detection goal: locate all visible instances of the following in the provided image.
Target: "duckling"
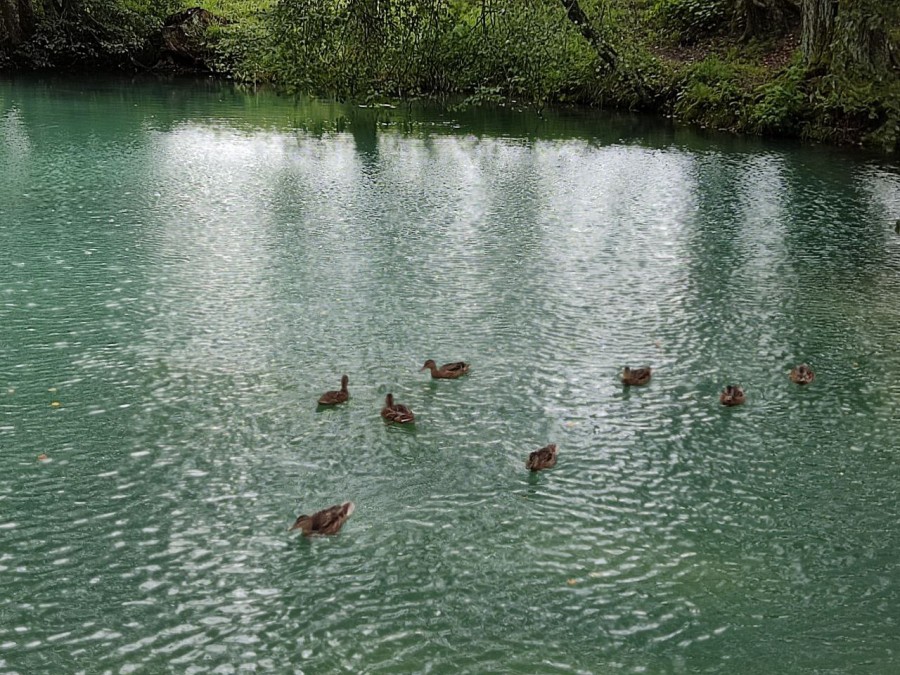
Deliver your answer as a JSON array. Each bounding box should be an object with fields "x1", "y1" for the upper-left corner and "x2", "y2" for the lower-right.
[
  {"x1": 720, "y1": 384, "x2": 745, "y2": 406},
  {"x1": 621, "y1": 366, "x2": 652, "y2": 386},
  {"x1": 381, "y1": 393, "x2": 415, "y2": 424},
  {"x1": 526, "y1": 444, "x2": 558, "y2": 471},
  {"x1": 317, "y1": 374, "x2": 349, "y2": 405},
  {"x1": 789, "y1": 364, "x2": 815, "y2": 385},
  {"x1": 289, "y1": 501, "x2": 355, "y2": 536},
  {"x1": 421, "y1": 359, "x2": 470, "y2": 379}
]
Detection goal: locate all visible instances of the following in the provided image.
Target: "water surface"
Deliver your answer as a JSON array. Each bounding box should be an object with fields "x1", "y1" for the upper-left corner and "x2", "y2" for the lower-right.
[{"x1": 2, "y1": 77, "x2": 900, "y2": 673}]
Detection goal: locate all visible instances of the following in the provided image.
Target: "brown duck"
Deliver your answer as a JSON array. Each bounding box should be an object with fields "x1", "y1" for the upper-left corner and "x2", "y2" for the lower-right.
[
  {"x1": 289, "y1": 501, "x2": 355, "y2": 536},
  {"x1": 720, "y1": 385, "x2": 746, "y2": 406},
  {"x1": 789, "y1": 364, "x2": 815, "y2": 385},
  {"x1": 317, "y1": 375, "x2": 349, "y2": 405},
  {"x1": 381, "y1": 393, "x2": 415, "y2": 424},
  {"x1": 421, "y1": 359, "x2": 470, "y2": 379},
  {"x1": 621, "y1": 366, "x2": 652, "y2": 386},
  {"x1": 526, "y1": 444, "x2": 558, "y2": 471}
]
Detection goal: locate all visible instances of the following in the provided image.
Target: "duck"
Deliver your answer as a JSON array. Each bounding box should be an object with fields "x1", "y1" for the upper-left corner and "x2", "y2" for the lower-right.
[
  {"x1": 421, "y1": 359, "x2": 470, "y2": 379},
  {"x1": 720, "y1": 384, "x2": 745, "y2": 406},
  {"x1": 289, "y1": 501, "x2": 355, "y2": 536},
  {"x1": 621, "y1": 366, "x2": 652, "y2": 386},
  {"x1": 381, "y1": 393, "x2": 415, "y2": 424},
  {"x1": 317, "y1": 374, "x2": 349, "y2": 405},
  {"x1": 526, "y1": 444, "x2": 558, "y2": 471},
  {"x1": 789, "y1": 364, "x2": 815, "y2": 385}
]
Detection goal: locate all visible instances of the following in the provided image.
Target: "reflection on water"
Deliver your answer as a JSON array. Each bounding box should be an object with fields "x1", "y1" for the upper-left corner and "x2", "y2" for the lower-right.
[{"x1": 1, "y1": 76, "x2": 900, "y2": 673}]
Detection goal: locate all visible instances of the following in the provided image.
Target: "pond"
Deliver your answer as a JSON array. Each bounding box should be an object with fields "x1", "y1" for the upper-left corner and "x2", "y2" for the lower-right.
[{"x1": 1, "y1": 76, "x2": 900, "y2": 673}]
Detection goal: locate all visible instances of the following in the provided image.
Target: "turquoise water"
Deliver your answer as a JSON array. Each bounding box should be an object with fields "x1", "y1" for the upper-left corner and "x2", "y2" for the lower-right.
[{"x1": 1, "y1": 76, "x2": 900, "y2": 673}]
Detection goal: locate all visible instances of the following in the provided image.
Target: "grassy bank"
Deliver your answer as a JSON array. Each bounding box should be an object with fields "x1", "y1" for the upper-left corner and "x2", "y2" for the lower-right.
[
  {"x1": 199, "y1": 0, "x2": 899, "y2": 151},
  {"x1": 3, "y1": 0, "x2": 898, "y2": 151}
]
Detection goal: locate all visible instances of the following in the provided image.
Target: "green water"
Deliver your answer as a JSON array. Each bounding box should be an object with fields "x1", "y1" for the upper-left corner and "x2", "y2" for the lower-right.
[{"x1": 1, "y1": 76, "x2": 900, "y2": 673}]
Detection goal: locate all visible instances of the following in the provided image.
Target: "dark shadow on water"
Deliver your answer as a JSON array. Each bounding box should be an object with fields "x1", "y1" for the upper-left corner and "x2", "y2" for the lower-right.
[
  {"x1": 382, "y1": 420, "x2": 418, "y2": 435},
  {"x1": 525, "y1": 470, "x2": 543, "y2": 485},
  {"x1": 315, "y1": 402, "x2": 350, "y2": 413}
]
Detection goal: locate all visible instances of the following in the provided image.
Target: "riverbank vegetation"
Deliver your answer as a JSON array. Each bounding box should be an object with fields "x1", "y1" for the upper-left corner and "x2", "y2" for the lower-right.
[{"x1": 2, "y1": 0, "x2": 898, "y2": 150}]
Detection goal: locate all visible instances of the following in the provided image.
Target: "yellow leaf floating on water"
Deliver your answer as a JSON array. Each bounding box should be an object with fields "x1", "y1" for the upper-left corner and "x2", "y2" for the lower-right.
[
  {"x1": 567, "y1": 578, "x2": 578, "y2": 586},
  {"x1": 50, "y1": 401, "x2": 61, "y2": 408}
]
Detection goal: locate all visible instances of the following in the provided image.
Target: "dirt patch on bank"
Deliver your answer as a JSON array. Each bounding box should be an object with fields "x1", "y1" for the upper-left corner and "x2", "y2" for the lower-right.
[{"x1": 650, "y1": 31, "x2": 800, "y2": 71}]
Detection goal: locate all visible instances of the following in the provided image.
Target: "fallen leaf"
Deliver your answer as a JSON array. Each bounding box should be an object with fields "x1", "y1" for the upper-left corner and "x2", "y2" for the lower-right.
[
  {"x1": 567, "y1": 578, "x2": 578, "y2": 586},
  {"x1": 50, "y1": 401, "x2": 61, "y2": 408},
  {"x1": 37, "y1": 454, "x2": 49, "y2": 462}
]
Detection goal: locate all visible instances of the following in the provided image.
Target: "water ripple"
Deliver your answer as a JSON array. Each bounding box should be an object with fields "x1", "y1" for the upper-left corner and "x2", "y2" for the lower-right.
[{"x1": 1, "y1": 78, "x2": 899, "y2": 673}]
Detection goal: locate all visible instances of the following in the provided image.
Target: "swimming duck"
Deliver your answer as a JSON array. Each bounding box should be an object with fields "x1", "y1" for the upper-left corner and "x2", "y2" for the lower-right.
[
  {"x1": 317, "y1": 374, "x2": 349, "y2": 405},
  {"x1": 421, "y1": 359, "x2": 470, "y2": 379},
  {"x1": 621, "y1": 366, "x2": 652, "y2": 386},
  {"x1": 381, "y1": 393, "x2": 415, "y2": 424},
  {"x1": 720, "y1": 385, "x2": 745, "y2": 406},
  {"x1": 289, "y1": 501, "x2": 355, "y2": 536},
  {"x1": 526, "y1": 444, "x2": 558, "y2": 471},
  {"x1": 789, "y1": 364, "x2": 815, "y2": 385}
]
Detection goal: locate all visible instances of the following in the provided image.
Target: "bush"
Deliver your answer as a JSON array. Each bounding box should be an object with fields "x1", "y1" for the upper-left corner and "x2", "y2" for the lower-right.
[
  {"x1": 749, "y1": 61, "x2": 808, "y2": 135},
  {"x1": 651, "y1": 0, "x2": 729, "y2": 45},
  {"x1": 447, "y1": 1, "x2": 598, "y2": 104},
  {"x1": 674, "y1": 56, "x2": 759, "y2": 129},
  {"x1": 11, "y1": 0, "x2": 179, "y2": 69},
  {"x1": 205, "y1": 13, "x2": 273, "y2": 81},
  {"x1": 808, "y1": 73, "x2": 900, "y2": 148},
  {"x1": 587, "y1": 47, "x2": 675, "y2": 110},
  {"x1": 265, "y1": 0, "x2": 600, "y2": 102}
]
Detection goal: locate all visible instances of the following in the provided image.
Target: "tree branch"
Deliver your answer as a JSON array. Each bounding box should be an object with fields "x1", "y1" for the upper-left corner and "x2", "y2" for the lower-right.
[{"x1": 559, "y1": 0, "x2": 616, "y2": 69}]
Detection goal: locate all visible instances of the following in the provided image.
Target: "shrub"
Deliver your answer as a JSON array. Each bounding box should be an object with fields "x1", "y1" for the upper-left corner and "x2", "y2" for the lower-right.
[
  {"x1": 749, "y1": 61, "x2": 808, "y2": 135},
  {"x1": 674, "y1": 56, "x2": 758, "y2": 129},
  {"x1": 651, "y1": 0, "x2": 729, "y2": 45}
]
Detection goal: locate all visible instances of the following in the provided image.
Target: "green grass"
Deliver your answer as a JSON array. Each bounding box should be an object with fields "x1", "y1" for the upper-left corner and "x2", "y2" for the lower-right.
[{"x1": 193, "y1": 0, "x2": 274, "y2": 21}]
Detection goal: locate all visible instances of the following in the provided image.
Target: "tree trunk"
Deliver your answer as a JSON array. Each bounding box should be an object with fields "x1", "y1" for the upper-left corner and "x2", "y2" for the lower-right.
[
  {"x1": 735, "y1": 0, "x2": 766, "y2": 39},
  {"x1": 801, "y1": 0, "x2": 892, "y2": 74},
  {"x1": 801, "y1": 0, "x2": 837, "y2": 69},
  {"x1": 734, "y1": 0, "x2": 800, "y2": 41},
  {"x1": 559, "y1": 0, "x2": 616, "y2": 70},
  {"x1": 0, "y1": 0, "x2": 35, "y2": 49},
  {"x1": 831, "y1": 1, "x2": 892, "y2": 74}
]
